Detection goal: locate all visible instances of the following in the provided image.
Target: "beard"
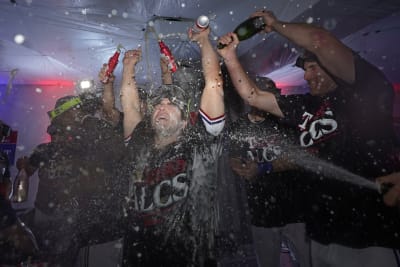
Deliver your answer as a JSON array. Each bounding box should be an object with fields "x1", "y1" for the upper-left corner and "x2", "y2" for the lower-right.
[{"x1": 153, "y1": 119, "x2": 185, "y2": 137}]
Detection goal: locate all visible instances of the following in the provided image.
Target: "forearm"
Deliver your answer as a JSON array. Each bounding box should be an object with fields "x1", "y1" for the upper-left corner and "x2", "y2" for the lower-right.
[
  {"x1": 224, "y1": 54, "x2": 258, "y2": 104},
  {"x1": 198, "y1": 37, "x2": 224, "y2": 119},
  {"x1": 161, "y1": 68, "x2": 172, "y2": 85},
  {"x1": 120, "y1": 66, "x2": 141, "y2": 138},
  {"x1": 224, "y1": 55, "x2": 283, "y2": 117},
  {"x1": 271, "y1": 19, "x2": 354, "y2": 82},
  {"x1": 271, "y1": 21, "x2": 324, "y2": 53},
  {"x1": 102, "y1": 83, "x2": 120, "y2": 126}
]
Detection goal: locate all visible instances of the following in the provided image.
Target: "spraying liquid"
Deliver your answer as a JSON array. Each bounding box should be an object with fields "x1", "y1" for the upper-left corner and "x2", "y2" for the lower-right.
[{"x1": 283, "y1": 148, "x2": 383, "y2": 192}]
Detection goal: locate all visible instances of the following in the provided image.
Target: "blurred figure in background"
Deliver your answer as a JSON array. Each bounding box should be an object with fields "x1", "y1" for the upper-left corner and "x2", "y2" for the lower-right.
[
  {"x1": 16, "y1": 93, "x2": 125, "y2": 266},
  {"x1": 0, "y1": 120, "x2": 38, "y2": 265}
]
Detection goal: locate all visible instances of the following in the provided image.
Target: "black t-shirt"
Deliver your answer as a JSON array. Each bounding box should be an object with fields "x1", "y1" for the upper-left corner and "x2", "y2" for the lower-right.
[
  {"x1": 275, "y1": 53, "x2": 400, "y2": 248},
  {"x1": 277, "y1": 54, "x2": 398, "y2": 179},
  {"x1": 27, "y1": 116, "x2": 125, "y2": 263},
  {"x1": 226, "y1": 114, "x2": 307, "y2": 227},
  {"x1": 0, "y1": 194, "x2": 16, "y2": 230}
]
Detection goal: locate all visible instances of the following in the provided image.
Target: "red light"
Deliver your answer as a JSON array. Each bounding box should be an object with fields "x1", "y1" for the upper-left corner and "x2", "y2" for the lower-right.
[
  {"x1": 393, "y1": 83, "x2": 400, "y2": 93},
  {"x1": 33, "y1": 80, "x2": 75, "y2": 86}
]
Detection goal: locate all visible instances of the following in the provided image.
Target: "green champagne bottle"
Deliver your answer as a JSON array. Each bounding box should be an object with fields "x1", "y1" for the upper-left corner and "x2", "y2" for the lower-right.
[{"x1": 218, "y1": 16, "x2": 265, "y2": 49}]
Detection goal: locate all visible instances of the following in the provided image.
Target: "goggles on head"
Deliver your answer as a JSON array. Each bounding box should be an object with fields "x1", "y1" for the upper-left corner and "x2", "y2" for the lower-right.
[
  {"x1": 148, "y1": 85, "x2": 190, "y2": 118},
  {"x1": 47, "y1": 97, "x2": 82, "y2": 121}
]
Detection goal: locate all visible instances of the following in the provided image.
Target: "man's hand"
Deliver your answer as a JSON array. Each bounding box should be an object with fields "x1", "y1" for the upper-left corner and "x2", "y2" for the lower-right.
[
  {"x1": 250, "y1": 9, "x2": 278, "y2": 33},
  {"x1": 98, "y1": 63, "x2": 115, "y2": 84},
  {"x1": 188, "y1": 26, "x2": 210, "y2": 45},
  {"x1": 377, "y1": 172, "x2": 400, "y2": 208},
  {"x1": 216, "y1": 32, "x2": 239, "y2": 61},
  {"x1": 230, "y1": 157, "x2": 258, "y2": 181},
  {"x1": 122, "y1": 49, "x2": 142, "y2": 68}
]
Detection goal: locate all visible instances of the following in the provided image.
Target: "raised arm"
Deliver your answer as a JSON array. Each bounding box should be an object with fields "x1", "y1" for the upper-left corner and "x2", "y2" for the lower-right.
[
  {"x1": 98, "y1": 64, "x2": 121, "y2": 127},
  {"x1": 253, "y1": 10, "x2": 354, "y2": 84},
  {"x1": 217, "y1": 32, "x2": 283, "y2": 117},
  {"x1": 189, "y1": 27, "x2": 225, "y2": 135},
  {"x1": 120, "y1": 49, "x2": 143, "y2": 139},
  {"x1": 160, "y1": 57, "x2": 173, "y2": 85}
]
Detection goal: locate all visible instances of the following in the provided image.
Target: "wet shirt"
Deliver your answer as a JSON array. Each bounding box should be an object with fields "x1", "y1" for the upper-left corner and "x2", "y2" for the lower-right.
[
  {"x1": 122, "y1": 119, "x2": 223, "y2": 265},
  {"x1": 227, "y1": 115, "x2": 287, "y2": 165},
  {"x1": 27, "y1": 116, "x2": 125, "y2": 263},
  {"x1": 275, "y1": 54, "x2": 400, "y2": 247},
  {"x1": 225, "y1": 115, "x2": 304, "y2": 227},
  {"x1": 276, "y1": 54, "x2": 399, "y2": 179}
]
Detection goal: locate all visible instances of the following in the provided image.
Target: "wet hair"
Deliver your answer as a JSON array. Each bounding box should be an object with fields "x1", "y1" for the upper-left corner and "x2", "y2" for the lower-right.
[{"x1": 148, "y1": 84, "x2": 190, "y2": 119}]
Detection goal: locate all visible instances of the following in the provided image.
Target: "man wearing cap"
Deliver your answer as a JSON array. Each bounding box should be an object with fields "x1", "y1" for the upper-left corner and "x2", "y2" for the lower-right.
[
  {"x1": 218, "y1": 9, "x2": 400, "y2": 267},
  {"x1": 17, "y1": 93, "x2": 125, "y2": 266},
  {"x1": 118, "y1": 26, "x2": 225, "y2": 266}
]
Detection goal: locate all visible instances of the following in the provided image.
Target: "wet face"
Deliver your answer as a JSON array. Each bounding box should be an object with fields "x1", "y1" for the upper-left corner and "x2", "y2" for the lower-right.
[
  {"x1": 303, "y1": 61, "x2": 337, "y2": 96},
  {"x1": 151, "y1": 98, "x2": 186, "y2": 137},
  {"x1": 51, "y1": 107, "x2": 86, "y2": 138}
]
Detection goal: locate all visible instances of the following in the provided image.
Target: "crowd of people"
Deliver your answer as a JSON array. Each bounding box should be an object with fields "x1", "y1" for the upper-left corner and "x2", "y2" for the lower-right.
[{"x1": 1, "y1": 8, "x2": 400, "y2": 267}]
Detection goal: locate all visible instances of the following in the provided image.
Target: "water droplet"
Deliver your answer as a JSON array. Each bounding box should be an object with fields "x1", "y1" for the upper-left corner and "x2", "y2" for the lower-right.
[
  {"x1": 14, "y1": 34, "x2": 25, "y2": 44},
  {"x1": 35, "y1": 88, "x2": 42, "y2": 93},
  {"x1": 122, "y1": 12, "x2": 129, "y2": 19},
  {"x1": 111, "y1": 9, "x2": 118, "y2": 16}
]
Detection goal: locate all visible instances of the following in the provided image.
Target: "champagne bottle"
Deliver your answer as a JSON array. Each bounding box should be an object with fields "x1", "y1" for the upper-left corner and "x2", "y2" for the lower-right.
[
  {"x1": 217, "y1": 16, "x2": 265, "y2": 49},
  {"x1": 12, "y1": 168, "x2": 29, "y2": 203}
]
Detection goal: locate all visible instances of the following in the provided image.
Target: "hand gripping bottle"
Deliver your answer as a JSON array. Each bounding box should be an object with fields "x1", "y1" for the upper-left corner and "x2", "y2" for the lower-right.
[
  {"x1": 12, "y1": 168, "x2": 29, "y2": 203},
  {"x1": 192, "y1": 15, "x2": 210, "y2": 33},
  {"x1": 217, "y1": 16, "x2": 265, "y2": 49},
  {"x1": 158, "y1": 40, "x2": 178, "y2": 73},
  {"x1": 101, "y1": 44, "x2": 123, "y2": 83}
]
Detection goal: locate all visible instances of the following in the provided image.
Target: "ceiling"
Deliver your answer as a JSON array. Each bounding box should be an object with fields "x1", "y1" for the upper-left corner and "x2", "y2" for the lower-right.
[{"x1": 0, "y1": 0, "x2": 399, "y2": 92}]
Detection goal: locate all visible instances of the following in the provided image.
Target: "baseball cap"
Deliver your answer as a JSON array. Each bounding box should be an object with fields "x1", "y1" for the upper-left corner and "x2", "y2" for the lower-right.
[{"x1": 295, "y1": 50, "x2": 319, "y2": 69}]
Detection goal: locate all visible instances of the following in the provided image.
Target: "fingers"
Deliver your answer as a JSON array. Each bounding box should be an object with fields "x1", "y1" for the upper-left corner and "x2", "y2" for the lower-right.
[
  {"x1": 382, "y1": 184, "x2": 400, "y2": 207},
  {"x1": 377, "y1": 172, "x2": 400, "y2": 184},
  {"x1": 188, "y1": 27, "x2": 210, "y2": 43},
  {"x1": 123, "y1": 49, "x2": 142, "y2": 66},
  {"x1": 377, "y1": 172, "x2": 400, "y2": 208}
]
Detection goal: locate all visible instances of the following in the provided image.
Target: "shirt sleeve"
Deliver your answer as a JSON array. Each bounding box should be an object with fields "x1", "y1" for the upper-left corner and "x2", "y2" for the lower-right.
[{"x1": 199, "y1": 109, "x2": 225, "y2": 136}]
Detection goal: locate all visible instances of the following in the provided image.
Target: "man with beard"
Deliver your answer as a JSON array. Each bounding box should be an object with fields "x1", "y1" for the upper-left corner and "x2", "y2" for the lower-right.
[{"x1": 118, "y1": 27, "x2": 225, "y2": 266}]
